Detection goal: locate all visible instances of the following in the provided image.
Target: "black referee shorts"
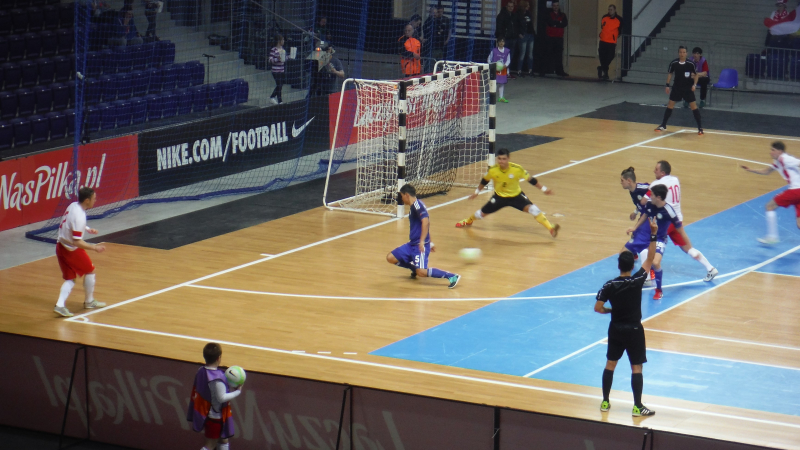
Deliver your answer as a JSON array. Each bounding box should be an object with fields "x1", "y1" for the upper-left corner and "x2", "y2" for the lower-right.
[
  {"x1": 607, "y1": 323, "x2": 647, "y2": 365},
  {"x1": 481, "y1": 192, "x2": 533, "y2": 215},
  {"x1": 669, "y1": 88, "x2": 696, "y2": 104}
]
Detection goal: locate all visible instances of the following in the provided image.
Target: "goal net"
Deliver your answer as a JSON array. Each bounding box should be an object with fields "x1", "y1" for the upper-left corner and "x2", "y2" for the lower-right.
[{"x1": 323, "y1": 62, "x2": 493, "y2": 216}]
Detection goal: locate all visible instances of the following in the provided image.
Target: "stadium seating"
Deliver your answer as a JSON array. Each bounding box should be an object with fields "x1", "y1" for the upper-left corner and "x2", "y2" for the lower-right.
[
  {"x1": 16, "y1": 87, "x2": 33, "y2": 115},
  {"x1": 10, "y1": 116, "x2": 30, "y2": 146},
  {"x1": 0, "y1": 120, "x2": 12, "y2": 149},
  {"x1": 36, "y1": 56, "x2": 53, "y2": 83},
  {"x1": 129, "y1": 96, "x2": 146, "y2": 125},
  {"x1": 50, "y1": 81, "x2": 67, "y2": 109},
  {"x1": 29, "y1": 113, "x2": 48, "y2": 142},
  {"x1": 97, "y1": 102, "x2": 114, "y2": 130},
  {"x1": 45, "y1": 110, "x2": 64, "y2": 139},
  {"x1": 19, "y1": 59, "x2": 36, "y2": 87},
  {"x1": 32, "y1": 83, "x2": 50, "y2": 112},
  {"x1": 111, "y1": 99, "x2": 131, "y2": 127}
]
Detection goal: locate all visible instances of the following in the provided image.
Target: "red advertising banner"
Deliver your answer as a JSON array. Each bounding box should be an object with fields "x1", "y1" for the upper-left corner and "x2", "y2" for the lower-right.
[{"x1": 0, "y1": 135, "x2": 140, "y2": 232}]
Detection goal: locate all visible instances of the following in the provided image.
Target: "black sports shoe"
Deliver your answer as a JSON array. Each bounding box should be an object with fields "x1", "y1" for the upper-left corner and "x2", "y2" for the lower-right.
[
  {"x1": 654, "y1": 125, "x2": 666, "y2": 132},
  {"x1": 447, "y1": 274, "x2": 461, "y2": 289},
  {"x1": 632, "y1": 404, "x2": 655, "y2": 416},
  {"x1": 698, "y1": 128, "x2": 704, "y2": 135},
  {"x1": 410, "y1": 270, "x2": 417, "y2": 279},
  {"x1": 597, "y1": 66, "x2": 603, "y2": 79}
]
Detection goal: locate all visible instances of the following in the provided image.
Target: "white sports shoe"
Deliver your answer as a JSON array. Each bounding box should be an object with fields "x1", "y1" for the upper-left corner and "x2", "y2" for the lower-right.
[
  {"x1": 703, "y1": 267, "x2": 718, "y2": 282},
  {"x1": 54, "y1": 306, "x2": 73, "y2": 317},
  {"x1": 757, "y1": 236, "x2": 779, "y2": 245},
  {"x1": 269, "y1": 97, "x2": 279, "y2": 105},
  {"x1": 84, "y1": 300, "x2": 107, "y2": 309}
]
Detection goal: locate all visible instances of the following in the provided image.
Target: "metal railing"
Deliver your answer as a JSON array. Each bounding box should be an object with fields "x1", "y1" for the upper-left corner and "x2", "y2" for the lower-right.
[{"x1": 616, "y1": 34, "x2": 800, "y2": 94}]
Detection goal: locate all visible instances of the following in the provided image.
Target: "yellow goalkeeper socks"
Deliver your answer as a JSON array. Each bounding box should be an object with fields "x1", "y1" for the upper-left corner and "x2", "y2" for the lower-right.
[{"x1": 535, "y1": 213, "x2": 554, "y2": 231}]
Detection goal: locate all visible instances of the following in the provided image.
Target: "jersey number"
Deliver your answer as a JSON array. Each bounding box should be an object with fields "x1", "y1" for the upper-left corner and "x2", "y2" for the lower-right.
[{"x1": 668, "y1": 185, "x2": 681, "y2": 204}]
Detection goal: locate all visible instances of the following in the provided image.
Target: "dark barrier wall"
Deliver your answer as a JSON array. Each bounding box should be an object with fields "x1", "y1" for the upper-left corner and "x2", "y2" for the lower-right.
[
  {"x1": 2, "y1": 333, "x2": 775, "y2": 450},
  {"x1": 137, "y1": 96, "x2": 331, "y2": 196}
]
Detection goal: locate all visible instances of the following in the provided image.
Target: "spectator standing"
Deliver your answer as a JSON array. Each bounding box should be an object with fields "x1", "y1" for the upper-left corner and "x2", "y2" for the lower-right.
[
  {"x1": 516, "y1": 1, "x2": 535, "y2": 77},
  {"x1": 689, "y1": 47, "x2": 710, "y2": 108},
  {"x1": 598, "y1": 4, "x2": 621, "y2": 80},
  {"x1": 143, "y1": 0, "x2": 161, "y2": 42},
  {"x1": 187, "y1": 343, "x2": 242, "y2": 450},
  {"x1": 311, "y1": 45, "x2": 345, "y2": 96},
  {"x1": 269, "y1": 34, "x2": 287, "y2": 104},
  {"x1": 423, "y1": 5, "x2": 452, "y2": 73},
  {"x1": 109, "y1": 6, "x2": 143, "y2": 46},
  {"x1": 408, "y1": 14, "x2": 423, "y2": 41},
  {"x1": 315, "y1": 16, "x2": 333, "y2": 45},
  {"x1": 399, "y1": 24, "x2": 422, "y2": 77},
  {"x1": 496, "y1": 1, "x2": 519, "y2": 74},
  {"x1": 489, "y1": 38, "x2": 512, "y2": 102},
  {"x1": 765, "y1": 0, "x2": 794, "y2": 47},
  {"x1": 543, "y1": 0, "x2": 568, "y2": 77}
]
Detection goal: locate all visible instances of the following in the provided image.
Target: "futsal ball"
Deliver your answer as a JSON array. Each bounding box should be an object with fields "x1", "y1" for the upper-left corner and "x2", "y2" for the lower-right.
[
  {"x1": 459, "y1": 248, "x2": 482, "y2": 263},
  {"x1": 496, "y1": 62, "x2": 504, "y2": 72},
  {"x1": 225, "y1": 366, "x2": 247, "y2": 388}
]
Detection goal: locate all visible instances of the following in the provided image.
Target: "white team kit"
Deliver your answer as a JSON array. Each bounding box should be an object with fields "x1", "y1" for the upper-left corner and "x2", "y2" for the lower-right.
[
  {"x1": 58, "y1": 202, "x2": 88, "y2": 251},
  {"x1": 648, "y1": 175, "x2": 682, "y2": 220},
  {"x1": 773, "y1": 153, "x2": 800, "y2": 189}
]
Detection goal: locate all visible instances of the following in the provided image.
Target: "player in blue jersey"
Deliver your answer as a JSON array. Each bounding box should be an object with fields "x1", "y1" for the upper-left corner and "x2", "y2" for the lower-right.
[
  {"x1": 620, "y1": 167, "x2": 655, "y2": 283},
  {"x1": 627, "y1": 184, "x2": 691, "y2": 300},
  {"x1": 386, "y1": 184, "x2": 461, "y2": 288}
]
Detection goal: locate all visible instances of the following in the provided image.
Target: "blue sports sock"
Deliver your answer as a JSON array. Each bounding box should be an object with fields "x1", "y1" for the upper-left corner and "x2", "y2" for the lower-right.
[
  {"x1": 395, "y1": 261, "x2": 414, "y2": 270},
  {"x1": 655, "y1": 268, "x2": 663, "y2": 290},
  {"x1": 427, "y1": 268, "x2": 455, "y2": 279}
]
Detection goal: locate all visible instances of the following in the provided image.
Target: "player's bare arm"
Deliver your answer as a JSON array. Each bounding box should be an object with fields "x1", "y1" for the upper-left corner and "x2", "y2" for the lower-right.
[
  {"x1": 691, "y1": 73, "x2": 698, "y2": 92},
  {"x1": 419, "y1": 217, "x2": 430, "y2": 253},
  {"x1": 527, "y1": 176, "x2": 553, "y2": 195},
  {"x1": 640, "y1": 218, "x2": 659, "y2": 273},
  {"x1": 627, "y1": 211, "x2": 648, "y2": 235},
  {"x1": 740, "y1": 165, "x2": 775, "y2": 175},
  {"x1": 468, "y1": 178, "x2": 490, "y2": 200},
  {"x1": 665, "y1": 73, "x2": 672, "y2": 94},
  {"x1": 68, "y1": 237, "x2": 106, "y2": 253},
  {"x1": 629, "y1": 211, "x2": 639, "y2": 221},
  {"x1": 594, "y1": 300, "x2": 611, "y2": 314}
]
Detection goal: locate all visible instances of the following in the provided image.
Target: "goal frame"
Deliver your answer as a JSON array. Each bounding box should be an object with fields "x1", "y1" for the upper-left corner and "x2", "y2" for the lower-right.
[{"x1": 322, "y1": 61, "x2": 498, "y2": 218}]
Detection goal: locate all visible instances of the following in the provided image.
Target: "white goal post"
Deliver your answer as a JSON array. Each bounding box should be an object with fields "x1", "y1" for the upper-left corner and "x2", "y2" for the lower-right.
[{"x1": 322, "y1": 61, "x2": 499, "y2": 217}]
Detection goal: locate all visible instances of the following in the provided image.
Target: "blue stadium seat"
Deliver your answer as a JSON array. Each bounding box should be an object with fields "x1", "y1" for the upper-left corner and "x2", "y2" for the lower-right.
[
  {"x1": 2, "y1": 62, "x2": 21, "y2": 89},
  {"x1": 130, "y1": 44, "x2": 147, "y2": 71},
  {"x1": 160, "y1": 90, "x2": 177, "y2": 118},
  {"x1": 63, "y1": 107, "x2": 74, "y2": 136},
  {"x1": 0, "y1": 91, "x2": 17, "y2": 119},
  {"x1": 219, "y1": 80, "x2": 235, "y2": 106},
  {"x1": 115, "y1": 72, "x2": 132, "y2": 100},
  {"x1": 142, "y1": 42, "x2": 157, "y2": 68},
  {"x1": 56, "y1": 28, "x2": 72, "y2": 54},
  {"x1": 174, "y1": 87, "x2": 192, "y2": 115},
  {"x1": 10, "y1": 117, "x2": 30, "y2": 147},
  {"x1": 40, "y1": 29, "x2": 56, "y2": 56},
  {"x1": 98, "y1": 74, "x2": 114, "y2": 102},
  {"x1": 233, "y1": 79, "x2": 248, "y2": 104},
  {"x1": 53, "y1": 54, "x2": 69, "y2": 81},
  {"x1": 23, "y1": 31, "x2": 41, "y2": 58},
  {"x1": 160, "y1": 64, "x2": 176, "y2": 91},
  {"x1": 65, "y1": 79, "x2": 74, "y2": 107},
  {"x1": 7, "y1": 34, "x2": 24, "y2": 61},
  {"x1": 130, "y1": 70, "x2": 148, "y2": 98},
  {"x1": 32, "y1": 84, "x2": 50, "y2": 112},
  {"x1": 97, "y1": 102, "x2": 114, "y2": 130},
  {"x1": 189, "y1": 85, "x2": 205, "y2": 112},
  {"x1": 143, "y1": 94, "x2": 163, "y2": 121},
  {"x1": 84, "y1": 77, "x2": 101, "y2": 104},
  {"x1": 36, "y1": 57, "x2": 53, "y2": 83},
  {"x1": 11, "y1": 9, "x2": 28, "y2": 34},
  {"x1": 58, "y1": 3, "x2": 73, "y2": 27},
  {"x1": 29, "y1": 113, "x2": 49, "y2": 143},
  {"x1": 50, "y1": 81, "x2": 67, "y2": 109},
  {"x1": 0, "y1": 121, "x2": 12, "y2": 150},
  {"x1": 19, "y1": 59, "x2": 37, "y2": 87},
  {"x1": 0, "y1": 12, "x2": 11, "y2": 38},
  {"x1": 111, "y1": 99, "x2": 131, "y2": 127},
  {"x1": 188, "y1": 61, "x2": 204, "y2": 86},
  {"x1": 45, "y1": 110, "x2": 64, "y2": 139},
  {"x1": 86, "y1": 50, "x2": 102, "y2": 77},
  {"x1": 156, "y1": 40, "x2": 175, "y2": 66},
  {"x1": 27, "y1": 7, "x2": 44, "y2": 31},
  {"x1": 129, "y1": 97, "x2": 146, "y2": 124},
  {"x1": 174, "y1": 62, "x2": 190, "y2": 88},
  {"x1": 85, "y1": 104, "x2": 100, "y2": 132},
  {"x1": 98, "y1": 48, "x2": 114, "y2": 74},
  {"x1": 16, "y1": 88, "x2": 34, "y2": 115},
  {"x1": 206, "y1": 83, "x2": 221, "y2": 110},
  {"x1": 0, "y1": 36, "x2": 8, "y2": 62},
  {"x1": 143, "y1": 67, "x2": 160, "y2": 93},
  {"x1": 42, "y1": 5, "x2": 58, "y2": 30},
  {"x1": 113, "y1": 45, "x2": 133, "y2": 74}
]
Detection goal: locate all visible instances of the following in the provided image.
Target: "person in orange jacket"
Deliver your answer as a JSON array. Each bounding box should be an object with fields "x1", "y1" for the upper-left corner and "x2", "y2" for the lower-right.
[
  {"x1": 598, "y1": 4, "x2": 622, "y2": 80},
  {"x1": 399, "y1": 24, "x2": 422, "y2": 77}
]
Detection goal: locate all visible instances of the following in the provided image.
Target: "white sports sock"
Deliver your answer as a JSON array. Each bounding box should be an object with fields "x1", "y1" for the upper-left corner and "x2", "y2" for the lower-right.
[
  {"x1": 56, "y1": 280, "x2": 75, "y2": 308},
  {"x1": 474, "y1": 209, "x2": 483, "y2": 220},
  {"x1": 639, "y1": 249, "x2": 649, "y2": 262},
  {"x1": 84, "y1": 273, "x2": 96, "y2": 303},
  {"x1": 218, "y1": 444, "x2": 229, "y2": 450},
  {"x1": 498, "y1": 84, "x2": 505, "y2": 98},
  {"x1": 692, "y1": 250, "x2": 714, "y2": 271},
  {"x1": 766, "y1": 210, "x2": 779, "y2": 239}
]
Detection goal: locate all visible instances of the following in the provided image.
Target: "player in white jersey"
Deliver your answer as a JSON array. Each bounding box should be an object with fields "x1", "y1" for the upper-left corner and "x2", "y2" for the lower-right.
[
  {"x1": 741, "y1": 141, "x2": 800, "y2": 244},
  {"x1": 54, "y1": 187, "x2": 107, "y2": 317},
  {"x1": 641, "y1": 160, "x2": 718, "y2": 283}
]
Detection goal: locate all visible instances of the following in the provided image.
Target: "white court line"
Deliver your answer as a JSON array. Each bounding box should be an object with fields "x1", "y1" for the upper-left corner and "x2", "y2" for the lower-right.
[
  {"x1": 754, "y1": 270, "x2": 800, "y2": 279},
  {"x1": 66, "y1": 131, "x2": 680, "y2": 320},
  {"x1": 648, "y1": 329, "x2": 800, "y2": 352},
  {"x1": 72, "y1": 319, "x2": 800, "y2": 430},
  {"x1": 648, "y1": 348, "x2": 800, "y2": 372},
  {"x1": 636, "y1": 145, "x2": 772, "y2": 166},
  {"x1": 260, "y1": 254, "x2": 275, "y2": 257},
  {"x1": 524, "y1": 341, "x2": 606, "y2": 378},
  {"x1": 699, "y1": 130, "x2": 800, "y2": 142}
]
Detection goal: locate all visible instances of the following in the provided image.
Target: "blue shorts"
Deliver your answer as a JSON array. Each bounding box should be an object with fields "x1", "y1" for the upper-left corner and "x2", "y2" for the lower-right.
[
  {"x1": 391, "y1": 242, "x2": 430, "y2": 269},
  {"x1": 625, "y1": 227, "x2": 666, "y2": 255}
]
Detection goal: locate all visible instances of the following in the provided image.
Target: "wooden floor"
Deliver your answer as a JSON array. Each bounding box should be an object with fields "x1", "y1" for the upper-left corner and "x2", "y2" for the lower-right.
[{"x1": 3, "y1": 118, "x2": 800, "y2": 449}]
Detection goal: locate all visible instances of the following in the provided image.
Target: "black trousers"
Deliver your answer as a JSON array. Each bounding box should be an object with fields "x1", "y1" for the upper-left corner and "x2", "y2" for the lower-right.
[
  {"x1": 504, "y1": 37, "x2": 517, "y2": 71},
  {"x1": 270, "y1": 71, "x2": 286, "y2": 102},
  {"x1": 544, "y1": 36, "x2": 565, "y2": 75},
  {"x1": 145, "y1": 10, "x2": 157, "y2": 37},
  {"x1": 697, "y1": 76, "x2": 710, "y2": 100},
  {"x1": 598, "y1": 41, "x2": 616, "y2": 75}
]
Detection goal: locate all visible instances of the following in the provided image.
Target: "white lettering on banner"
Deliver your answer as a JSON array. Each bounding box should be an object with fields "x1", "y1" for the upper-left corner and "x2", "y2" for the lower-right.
[
  {"x1": 1, "y1": 156, "x2": 106, "y2": 211},
  {"x1": 33, "y1": 166, "x2": 51, "y2": 203}
]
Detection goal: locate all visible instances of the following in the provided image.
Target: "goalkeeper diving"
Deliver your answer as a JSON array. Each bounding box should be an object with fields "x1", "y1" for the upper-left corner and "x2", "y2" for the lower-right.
[{"x1": 456, "y1": 148, "x2": 560, "y2": 238}]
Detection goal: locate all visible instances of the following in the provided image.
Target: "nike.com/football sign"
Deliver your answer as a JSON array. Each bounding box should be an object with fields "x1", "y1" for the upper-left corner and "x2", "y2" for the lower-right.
[{"x1": 138, "y1": 97, "x2": 330, "y2": 195}]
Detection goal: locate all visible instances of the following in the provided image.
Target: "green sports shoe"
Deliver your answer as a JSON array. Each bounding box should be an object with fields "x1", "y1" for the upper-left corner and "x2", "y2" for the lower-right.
[
  {"x1": 447, "y1": 274, "x2": 461, "y2": 289},
  {"x1": 499, "y1": 97, "x2": 508, "y2": 103},
  {"x1": 632, "y1": 404, "x2": 655, "y2": 417},
  {"x1": 600, "y1": 400, "x2": 610, "y2": 412}
]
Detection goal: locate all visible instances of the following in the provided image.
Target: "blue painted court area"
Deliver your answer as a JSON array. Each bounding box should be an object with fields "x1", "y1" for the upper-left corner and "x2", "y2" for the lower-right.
[{"x1": 372, "y1": 187, "x2": 800, "y2": 415}]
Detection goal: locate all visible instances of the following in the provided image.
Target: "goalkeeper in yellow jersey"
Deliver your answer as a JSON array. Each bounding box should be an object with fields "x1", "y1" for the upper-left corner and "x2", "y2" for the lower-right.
[{"x1": 456, "y1": 148, "x2": 560, "y2": 238}]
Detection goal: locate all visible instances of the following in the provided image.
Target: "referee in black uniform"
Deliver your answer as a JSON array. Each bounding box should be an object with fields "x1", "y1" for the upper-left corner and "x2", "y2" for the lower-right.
[
  {"x1": 654, "y1": 46, "x2": 704, "y2": 135},
  {"x1": 595, "y1": 217, "x2": 659, "y2": 417}
]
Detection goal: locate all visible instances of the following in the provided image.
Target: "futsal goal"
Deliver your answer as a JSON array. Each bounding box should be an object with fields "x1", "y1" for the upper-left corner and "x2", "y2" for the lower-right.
[{"x1": 322, "y1": 61, "x2": 498, "y2": 217}]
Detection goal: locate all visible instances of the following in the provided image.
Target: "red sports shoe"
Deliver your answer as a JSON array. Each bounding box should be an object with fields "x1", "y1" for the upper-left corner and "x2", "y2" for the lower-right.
[
  {"x1": 455, "y1": 219, "x2": 473, "y2": 228},
  {"x1": 633, "y1": 253, "x2": 639, "y2": 261},
  {"x1": 649, "y1": 269, "x2": 655, "y2": 281},
  {"x1": 653, "y1": 289, "x2": 663, "y2": 300}
]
